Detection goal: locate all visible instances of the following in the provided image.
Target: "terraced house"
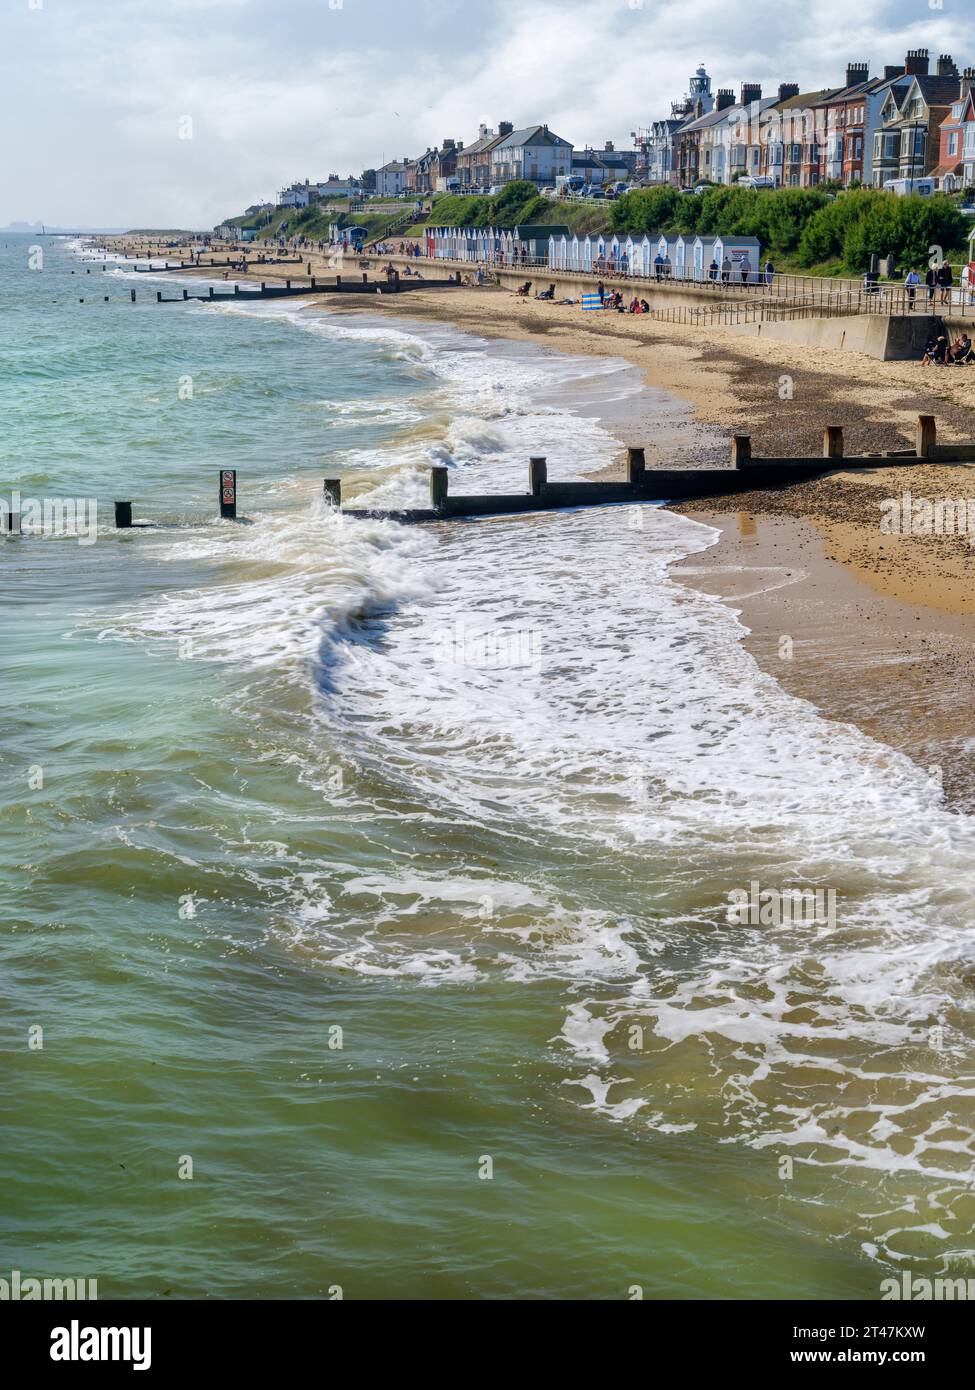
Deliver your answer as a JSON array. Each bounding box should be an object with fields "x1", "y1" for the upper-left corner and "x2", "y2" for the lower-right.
[
  {"x1": 933, "y1": 72, "x2": 975, "y2": 192},
  {"x1": 872, "y1": 51, "x2": 961, "y2": 187},
  {"x1": 454, "y1": 123, "x2": 512, "y2": 189}
]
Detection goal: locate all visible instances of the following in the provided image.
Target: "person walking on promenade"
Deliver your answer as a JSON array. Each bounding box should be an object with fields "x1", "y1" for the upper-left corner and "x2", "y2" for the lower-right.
[
  {"x1": 905, "y1": 267, "x2": 921, "y2": 310},
  {"x1": 925, "y1": 264, "x2": 937, "y2": 306},
  {"x1": 938, "y1": 260, "x2": 953, "y2": 306},
  {"x1": 764, "y1": 259, "x2": 775, "y2": 289}
]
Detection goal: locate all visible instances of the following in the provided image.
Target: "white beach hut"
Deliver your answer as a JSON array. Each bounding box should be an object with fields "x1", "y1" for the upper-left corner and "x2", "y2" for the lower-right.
[
  {"x1": 606, "y1": 235, "x2": 621, "y2": 273},
  {"x1": 673, "y1": 234, "x2": 688, "y2": 279},
  {"x1": 631, "y1": 235, "x2": 652, "y2": 277},
  {"x1": 692, "y1": 235, "x2": 719, "y2": 281},
  {"x1": 581, "y1": 235, "x2": 593, "y2": 272},
  {"x1": 713, "y1": 235, "x2": 762, "y2": 285}
]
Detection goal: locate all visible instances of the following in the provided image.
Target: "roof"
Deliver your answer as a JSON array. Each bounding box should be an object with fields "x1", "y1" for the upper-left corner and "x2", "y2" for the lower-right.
[
  {"x1": 882, "y1": 74, "x2": 961, "y2": 118},
  {"x1": 514, "y1": 224, "x2": 571, "y2": 239},
  {"x1": 773, "y1": 88, "x2": 842, "y2": 111},
  {"x1": 379, "y1": 161, "x2": 410, "y2": 172},
  {"x1": 495, "y1": 124, "x2": 572, "y2": 149},
  {"x1": 458, "y1": 132, "x2": 503, "y2": 157}
]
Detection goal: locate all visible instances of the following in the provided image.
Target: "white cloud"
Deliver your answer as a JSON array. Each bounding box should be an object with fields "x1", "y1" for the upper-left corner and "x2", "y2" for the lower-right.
[{"x1": 1, "y1": 0, "x2": 967, "y2": 226}]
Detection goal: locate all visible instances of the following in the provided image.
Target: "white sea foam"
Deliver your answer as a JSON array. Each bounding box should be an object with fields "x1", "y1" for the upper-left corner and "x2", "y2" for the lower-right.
[{"x1": 88, "y1": 293, "x2": 975, "y2": 1266}]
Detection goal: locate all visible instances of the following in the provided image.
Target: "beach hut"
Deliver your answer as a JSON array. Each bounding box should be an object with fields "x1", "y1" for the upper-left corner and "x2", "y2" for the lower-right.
[
  {"x1": 581, "y1": 235, "x2": 593, "y2": 272},
  {"x1": 605, "y1": 235, "x2": 621, "y2": 273},
  {"x1": 673, "y1": 235, "x2": 688, "y2": 279},
  {"x1": 567, "y1": 235, "x2": 580, "y2": 272},
  {"x1": 692, "y1": 235, "x2": 719, "y2": 281},
  {"x1": 623, "y1": 236, "x2": 637, "y2": 277},
  {"x1": 592, "y1": 235, "x2": 608, "y2": 273},
  {"x1": 713, "y1": 235, "x2": 762, "y2": 285},
  {"x1": 653, "y1": 234, "x2": 676, "y2": 279}
]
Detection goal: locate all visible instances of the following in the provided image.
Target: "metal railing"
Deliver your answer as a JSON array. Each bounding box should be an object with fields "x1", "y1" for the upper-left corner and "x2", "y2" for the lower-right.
[{"x1": 377, "y1": 245, "x2": 975, "y2": 316}]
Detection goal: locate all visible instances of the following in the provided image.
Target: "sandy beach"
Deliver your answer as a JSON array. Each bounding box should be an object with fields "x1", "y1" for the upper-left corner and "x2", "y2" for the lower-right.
[{"x1": 95, "y1": 238, "x2": 975, "y2": 804}]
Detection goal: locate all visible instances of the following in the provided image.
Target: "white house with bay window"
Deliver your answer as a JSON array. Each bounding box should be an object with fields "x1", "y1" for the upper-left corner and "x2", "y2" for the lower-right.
[{"x1": 490, "y1": 125, "x2": 573, "y2": 186}]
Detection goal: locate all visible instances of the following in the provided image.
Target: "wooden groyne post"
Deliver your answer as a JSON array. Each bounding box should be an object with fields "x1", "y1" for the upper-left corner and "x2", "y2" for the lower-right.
[
  {"x1": 323, "y1": 479, "x2": 342, "y2": 509},
  {"x1": 431, "y1": 466, "x2": 449, "y2": 510},
  {"x1": 917, "y1": 415, "x2": 936, "y2": 458},
  {"x1": 627, "y1": 446, "x2": 646, "y2": 483},
  {"x1": 823, "y1": 425, "x2": 844, "y2": 458},
  {"x1": 114, "y1": 501, "x2": 133, "y2": 529},
  {"x1": 529, "y1": 456, "x2": 547, "y2": 496}
]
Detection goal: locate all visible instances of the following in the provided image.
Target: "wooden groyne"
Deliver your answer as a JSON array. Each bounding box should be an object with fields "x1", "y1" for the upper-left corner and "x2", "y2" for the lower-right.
[
  {"x1": 132, "y1": 257, "x2": 304, "y2": 273},
  {"x1": 338, "y1": 416, "x2": 956, "y2": 523},
  {"x1": 153, "y1": 274, "x2": 461, "y2": 304}
]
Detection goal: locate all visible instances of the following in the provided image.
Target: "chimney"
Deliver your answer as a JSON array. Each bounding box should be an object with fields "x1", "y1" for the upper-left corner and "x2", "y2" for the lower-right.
[
  {"x1": 846, "y1": 62, "x2": 869, "y2": 88},
  {"x1": 443, "y1": 138, "x2": 456, "y2": 150},
  {"x1": 961, "y1": 67, "x2": 975, "y2": 97},
  {"x1": 904, "y1": 48, "x2": 929, "y2": 76},
  {"x1": 717, "y1": 88, "x2": 736, "y2": 111},
  {"x1": 694, "y1": 98, "x2": 703, "y2": 117},
  {"x1": 740, "y1": 83, "x2": 762, "y2": 107},
  {"x1": 937, "y1": 54, "x2": 958, "y2": 78},
  {"x1": 499, "y1": 121, "x2": 513, "y2": 137},
  {"x1": 604, "y1": 140, "x2": 615, "y2": 152},
  {"x1": 777, "y1": 83, "x2": 799, "y2": 103},
  {"x1": 884, "y1": 64, "x2": 903, "y2": 80}
]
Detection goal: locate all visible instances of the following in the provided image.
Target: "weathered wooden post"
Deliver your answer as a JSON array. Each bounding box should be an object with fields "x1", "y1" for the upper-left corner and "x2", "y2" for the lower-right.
[
  {"x1": 336, "y1": 276, "x2": 342, "y2": 289},
  {"x1": 286, "y1": 279, "x2": 292, "y2": 290},
  {"x1": 156, "y1": 291, "x2": 162, "y2": 303},
  {"x1": 529, "y1": 456, "x2": 547, "y2": 496},
  {"x1": 430, "y1": 466, "x2": 449, "y2": 511},
  {"x1": 627, "y1": 446, "x2": 646, "y2": 484},
  {"x1": 362, "y1": 272, "x2": 368, "y2": 285},
  {"x1": 5, "y1": 508, "x2": 21, "y2": 535},
  {"x1": 209, "y1": 286, "x2": 214, "y2": 299},
  {"x1": 310, "y1": 277, "x2": 316, "y2": 289},
  {"x1": 130, "y1": 288, "x2": 136, "y2": 302},
  {"x1": 323, "y1": 478, "x2": 342, "y2": 509},
  {"x1": 823, "y1": 425, "x2": 844, "y2": 459},
  {"x1": 916, "y1": 414, "x2": 936, "y2": 458},
  {"x1": 114, "y1": 501, "x2": 133, "y2": 529},
  {"x1": 219, "y1": 469, "x2": 238, "y2": 520},
  {"x1": 731, "y1": 435, "x2": 752, "y2": 468},
  {"x1": 183, "y1": 288, "x2": 189, "y2": 300}
]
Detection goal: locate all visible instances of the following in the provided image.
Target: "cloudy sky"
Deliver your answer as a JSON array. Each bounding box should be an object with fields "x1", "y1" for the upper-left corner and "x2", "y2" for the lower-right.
[{"x1": 1, "y1": 0, "x2": 968, "y2": 228}]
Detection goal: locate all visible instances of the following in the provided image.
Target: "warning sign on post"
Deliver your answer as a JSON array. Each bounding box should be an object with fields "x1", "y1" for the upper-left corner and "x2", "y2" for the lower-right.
[{"x1": 219, "y1": 469, "x2": 237, "y2": 519}]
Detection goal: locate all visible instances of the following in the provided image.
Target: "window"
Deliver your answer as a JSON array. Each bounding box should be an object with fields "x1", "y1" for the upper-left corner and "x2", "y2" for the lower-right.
[{"x1": 949, "y1": 132, "x2": 959, "y2": 156}]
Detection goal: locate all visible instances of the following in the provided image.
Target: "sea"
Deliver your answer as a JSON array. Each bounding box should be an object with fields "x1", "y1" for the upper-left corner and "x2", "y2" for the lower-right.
[{"x1": 2, "y1": 233, "x2": 974, "y2": 1299}]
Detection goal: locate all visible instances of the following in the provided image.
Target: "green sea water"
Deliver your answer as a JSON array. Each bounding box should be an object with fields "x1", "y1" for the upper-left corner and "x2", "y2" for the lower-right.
[{"x1": 2, "y1": 235, "x2": 975, "y2": 1300}]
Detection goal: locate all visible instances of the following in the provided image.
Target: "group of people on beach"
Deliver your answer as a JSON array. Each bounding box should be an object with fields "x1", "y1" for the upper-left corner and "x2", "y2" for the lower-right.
[
  {"x1": 921, "y1": 330, "x2": 973, "y2": 365},
  {"x1": 398, "y1": 241, "x2": 423, "y2": 258}
]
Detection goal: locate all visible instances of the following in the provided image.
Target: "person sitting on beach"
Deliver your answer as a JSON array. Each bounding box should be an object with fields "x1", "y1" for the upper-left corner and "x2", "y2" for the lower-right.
[
  {"x1": 516, "y1": 281, "x2": 532, "y2": 297},
  {"x1": 640, "y1": 299, "x2": 650, "y2": 314},
  {"x1": 949, "y1": 333, "x2": 973, "y2": 364},
  {"x1": 921, "y1": 333, "x2": 948, "y2": 365},
  {"x1": 535, "y1": 284, "x2": 556, "y2": 300},
  {"x1": 628, "y1": 297, "x2": 641, "y2": 313}
]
